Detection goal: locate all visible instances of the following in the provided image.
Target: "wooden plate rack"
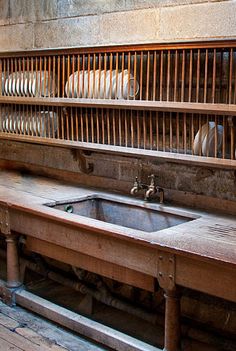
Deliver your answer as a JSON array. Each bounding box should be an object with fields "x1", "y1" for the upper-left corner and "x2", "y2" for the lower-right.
[{"x1": 0, "y1": 40, "x2": 236, "y2": 168}]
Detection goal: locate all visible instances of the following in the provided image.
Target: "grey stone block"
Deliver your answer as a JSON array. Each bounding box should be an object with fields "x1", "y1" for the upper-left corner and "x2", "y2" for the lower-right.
[
  {"x1": 98, "y1": 8, "x2": 159, "y2": 45},
  {"x1": 92, "y1": 158, "x2": 120, "y2": 179},
  {"x1": 0, "y1": 0, "x2": 9, "y2": 26},
  {"x1": 118, "y1": 159, "x2": 140, "y2": 182},
  {"x1": 124, "y1": 0, "x2": 220, "y2": 11},
  {"x1": 34, "y1": 16, "x2": 100, "y2": 49},
  {"x1": 10, "y1": 0, "x2": 58, "y2": 24},
  {"x1": 159, "y1": 1, "x2": 236, "y2": 41},
  {"x1": 57, "y1": 0, "x2": 226, "y2": 18},
  {"x1": 58, "y1": 0, "x2": 126, "y2": 18},
  {"x1": 0, "y1": 23, "x2": 34, "y2": 52}
]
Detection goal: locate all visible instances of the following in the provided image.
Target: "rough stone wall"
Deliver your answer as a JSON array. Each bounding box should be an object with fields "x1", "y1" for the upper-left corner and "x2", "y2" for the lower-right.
[
  {"x1": 0, "y1": 0, "x2": 235, "y2": 51},
  {"x1": 1, "y1": 141, "x2": 236, "y2": 209}
]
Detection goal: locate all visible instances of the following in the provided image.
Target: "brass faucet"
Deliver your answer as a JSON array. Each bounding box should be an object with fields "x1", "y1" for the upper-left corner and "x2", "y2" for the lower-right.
[
  {"x1": 145, "y1": 174, "x2": 164, "y2": 203},
  {"x1": 130, "y1": 176, "x2": 148, "y2": 195},
  {"x1": 130, "y1": 174, "x2": 164, "y2": 203}
]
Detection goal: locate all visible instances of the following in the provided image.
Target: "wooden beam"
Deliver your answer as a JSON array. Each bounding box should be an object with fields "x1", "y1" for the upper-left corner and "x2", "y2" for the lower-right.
[
  {"x1": 0, "y1": 39, "x2": 236, "y2": 57},
  {"x1": 1, "y1": 97, "x2": 236, "y2": 115},
  {"x1": 176, "y1": 256, "x2": 236, "y2": 303},
  {"x1": 26, "y1": 237, "x2": 156, "y2": 292},
  {"x1": 15, "y1": 289, "x2": 161, "y2": 351}
]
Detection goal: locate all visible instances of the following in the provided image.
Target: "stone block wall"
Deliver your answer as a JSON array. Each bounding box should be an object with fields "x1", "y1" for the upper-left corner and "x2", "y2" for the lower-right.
[{"x1": 0, "y1": 0, "x2": 235, "y2": 51}]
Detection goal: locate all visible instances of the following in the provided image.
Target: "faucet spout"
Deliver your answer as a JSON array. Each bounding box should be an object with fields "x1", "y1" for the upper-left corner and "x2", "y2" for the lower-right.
[
  {"x1": 130, "y1": 186, "x2": 139, "y2": 195},
  {"x1": 145, "y1": 187, "x2": 157, "y2": 200},
  {"x1": 130, "y1": 176, "x2": 149, "y2": 197}
]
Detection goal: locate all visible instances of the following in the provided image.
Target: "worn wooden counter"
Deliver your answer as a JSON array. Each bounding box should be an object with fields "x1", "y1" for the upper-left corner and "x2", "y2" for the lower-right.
[{"x1": 0, "y1": 170, "x2": 235, "y2": 351}]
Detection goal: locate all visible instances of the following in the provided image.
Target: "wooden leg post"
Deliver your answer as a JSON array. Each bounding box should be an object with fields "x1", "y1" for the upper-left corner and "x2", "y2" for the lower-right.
[
  {"x1": 5, "y1": 234, "x2": 21, "y2": 288},
  {"x1": 163, "y1": 288, "x2": 181, "y2": 351},
  {"x1": 157, "y1": 251, "x2": 181, "y2": 351}
]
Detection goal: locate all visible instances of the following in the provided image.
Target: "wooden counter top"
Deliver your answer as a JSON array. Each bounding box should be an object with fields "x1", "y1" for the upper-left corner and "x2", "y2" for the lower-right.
[
  {"x1": 0, "y1": 169, "x2": 235, "y2": 269},
  {"x1": 0, "y1": 168, "x2": 235, "y2": 342}
]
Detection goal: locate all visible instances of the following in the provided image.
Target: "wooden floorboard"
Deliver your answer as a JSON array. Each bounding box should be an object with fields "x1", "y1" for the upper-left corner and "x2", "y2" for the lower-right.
[
  {"x1": 0, "y1": 325, "x2": 47, "y2": 351},
  {"x1": 0, "y1": 336, "x2": 22, "y2": 351},
  {"x1": 0, "y1": 300, "x2": 107, "y2": 351}
]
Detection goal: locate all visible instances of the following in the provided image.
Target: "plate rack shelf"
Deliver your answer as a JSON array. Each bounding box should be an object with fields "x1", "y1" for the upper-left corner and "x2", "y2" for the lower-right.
[{"x1": 0, "y1": 39, "x2": 236, "y2": 168}]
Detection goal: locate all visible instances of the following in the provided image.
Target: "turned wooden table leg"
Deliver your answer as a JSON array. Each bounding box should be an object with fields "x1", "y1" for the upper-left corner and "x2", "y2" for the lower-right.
[
  {"x1": 163, "y1": 288, "x2": 181, "y2": 351},
  {"x1": 157, "y1": 251, "x2": 181, "y2": 351},
  {"x1": 5, "y1": 234, "x2": 21, "y2": 288}
]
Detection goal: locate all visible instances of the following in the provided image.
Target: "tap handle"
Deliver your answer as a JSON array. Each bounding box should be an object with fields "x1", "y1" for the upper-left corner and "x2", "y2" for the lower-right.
[
  {"x1": 148, "y1": 174, "x2": 157, "y2": 186},
  {"x1": 134, "y1": 176, "x2": 140, "y2": 187}
]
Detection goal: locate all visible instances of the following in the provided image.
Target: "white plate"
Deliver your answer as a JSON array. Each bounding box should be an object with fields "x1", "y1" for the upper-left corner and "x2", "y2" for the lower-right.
[
  {"x1": 16, "y1": 73, "x2": 24, "y2": 96},
  {"x1": 202, "y1": 123, "x2": 223, "y2": 157},
  {"x1": 8, "y1": 75, "x2": 13, "y2": 95},
  {"x1": 31, "y1": 71, "x2": 57, "y2": 97},
  {"x1": 66, "y1": 71, "x2": 88, "y2": 98},
  {"x1": 193, "y1": 121, "x2": 224, "y2": 157},
  {"x1": 65, "y1": 69, "x2": 139, "y2": 99},
  {"x1": 5, "y1": 77, "x2": 9, "y2": 95},
  {"x1": 1, "y1": 110, "x2": 57, "y2": 137},
  {"x1": 20, "y1": 73, "x2": 26, "y2": 96},
  {"x1": 193, "y1": 122, "x2": 211, "y2": 155},
  {"x1": 28, "y1": 72, "x2": 34, "y2": 96},
  {"x1": 67, "y1": 72, "x2": 79, "y2": 98},
  {"x1": 12, "y1": 73, "x2": 19, "y2": 96},
  {"x1": 16, "y1": 78, "x2": 20, "y2": 95},
  {"x1": 11, "y1": 76, "x2": 16, "y2": 95},
  {"x1": 24, "y1": 76, "x2": 29, "y2": 96}
]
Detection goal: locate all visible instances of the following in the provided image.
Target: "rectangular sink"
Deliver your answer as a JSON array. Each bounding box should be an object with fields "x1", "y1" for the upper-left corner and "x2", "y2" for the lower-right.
[{"x1": 47, "y1": 195, "x2": 195, "y2": 232}]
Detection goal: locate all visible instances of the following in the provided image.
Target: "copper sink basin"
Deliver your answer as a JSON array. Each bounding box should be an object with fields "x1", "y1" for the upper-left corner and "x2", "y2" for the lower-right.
[{"x1": 47, "y1": 195, "x2": 196, "y2": 233}]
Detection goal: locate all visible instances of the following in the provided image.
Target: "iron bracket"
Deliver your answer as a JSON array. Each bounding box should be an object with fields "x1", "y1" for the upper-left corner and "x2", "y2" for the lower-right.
[
  {"x1": 0, "y1": 283, "x2": 23, "y2": 306},
  {"x1": 71, "y1": 149, "x2": 94, "y2": 174},
  {"x1": 157, "y1": 250, "x2": 175, "y2": 291}
]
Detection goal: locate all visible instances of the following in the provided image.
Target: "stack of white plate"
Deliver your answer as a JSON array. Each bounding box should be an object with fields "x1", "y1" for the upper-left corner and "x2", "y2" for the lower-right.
[
  {"x1": 0, "y1": 110, "x2": 58, "y2": 137},
  {"x1": 4, "y1": 71, "x2": 57, "y2": 97},
  {"x1": 29, "y1": 71, "x2": 57, "y2": 97},
  {"x1": 193, "y1": 121, "x2": 224, "y2": 157},
  {"x1": 65, "y1": 69, "x2": 139, "y2": 99},
  {"x1": 5, "y1": 72, "x2": 23, "y2": 96}
]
